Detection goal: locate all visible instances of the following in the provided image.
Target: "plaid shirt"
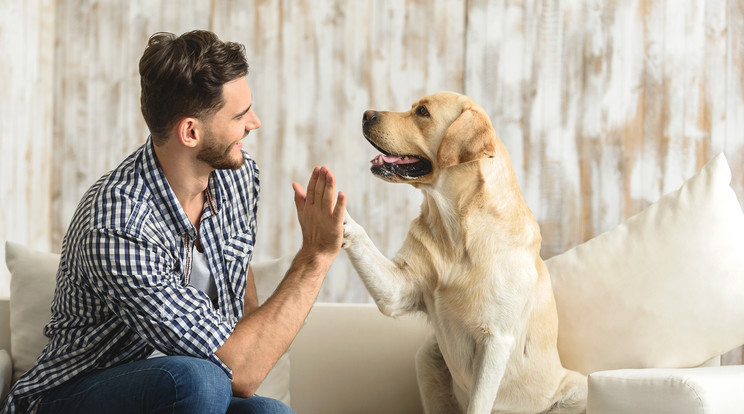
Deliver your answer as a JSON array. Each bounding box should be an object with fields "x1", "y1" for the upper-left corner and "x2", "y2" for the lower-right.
[{"x1": 2, "y1": 137, "x2": 260, "y2": 413}]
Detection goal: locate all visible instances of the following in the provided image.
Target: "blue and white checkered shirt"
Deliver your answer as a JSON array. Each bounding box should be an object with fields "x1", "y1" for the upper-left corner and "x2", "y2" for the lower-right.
[{"x1": 2, "y1": 137, "x2": 260, "y2": 413}]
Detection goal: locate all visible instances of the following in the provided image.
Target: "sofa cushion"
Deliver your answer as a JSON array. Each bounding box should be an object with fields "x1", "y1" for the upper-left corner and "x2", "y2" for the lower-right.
[
  {"x1": 547, "y1": 153, "x2": 744, "y2": 374},
  {"x1": 4, "y1": 242, "x2": 290, "y2": 404},
  {"x1": 588, "y1": 366, "x2": 744, "y2": 414}
]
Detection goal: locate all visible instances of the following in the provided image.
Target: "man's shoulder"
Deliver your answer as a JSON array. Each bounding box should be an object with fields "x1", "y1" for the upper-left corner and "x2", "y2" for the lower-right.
[{"x1": 79, "y1": 146, "x2": 157, "y2": 232}]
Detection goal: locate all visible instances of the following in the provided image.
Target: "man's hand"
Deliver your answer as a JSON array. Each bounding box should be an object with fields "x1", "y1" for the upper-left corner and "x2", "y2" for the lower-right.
[{"x1": 291, "y1": 166, "x2": 346, "y2": 263}]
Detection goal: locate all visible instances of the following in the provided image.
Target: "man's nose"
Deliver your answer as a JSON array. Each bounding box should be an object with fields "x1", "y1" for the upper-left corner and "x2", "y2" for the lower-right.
[{"x1": 247, "y1": 111, "x2": 261, "y2": 130}]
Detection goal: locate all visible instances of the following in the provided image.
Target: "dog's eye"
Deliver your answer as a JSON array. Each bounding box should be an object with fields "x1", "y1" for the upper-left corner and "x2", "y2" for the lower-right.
[{"x1": 416, "y1": 105, "x2": 430, "y2": 117}]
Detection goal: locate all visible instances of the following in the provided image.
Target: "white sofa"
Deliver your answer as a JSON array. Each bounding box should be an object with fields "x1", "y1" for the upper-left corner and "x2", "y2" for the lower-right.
[
  {"x1": 3, "y1": 246, "x2": 744, "y2": 414},
  {"x1": 1, "y1": 260, "x2": 744, "y2": 414},
  {"x1": 4, "y1": 153, "x2": 744, "y2": 413}
]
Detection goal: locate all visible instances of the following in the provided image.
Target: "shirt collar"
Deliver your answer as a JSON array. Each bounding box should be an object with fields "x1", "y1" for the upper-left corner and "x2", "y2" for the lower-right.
[
  {"x1": 142, "y1": 136, "x2": 196, "y2": 238},
  {"x1": 205, "y1": 171, "x2": 223, "y2": 214}
]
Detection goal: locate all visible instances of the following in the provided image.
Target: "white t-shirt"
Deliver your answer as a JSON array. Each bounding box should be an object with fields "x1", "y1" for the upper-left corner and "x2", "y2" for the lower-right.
[{"x1": 149, "y1": 246, "x2": 218, "y2": 359}]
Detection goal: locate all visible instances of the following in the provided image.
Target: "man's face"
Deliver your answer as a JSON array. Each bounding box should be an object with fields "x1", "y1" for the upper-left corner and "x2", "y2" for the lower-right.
[{"x1": 197, "y1": 77, "x2": 261, "y2": 170}]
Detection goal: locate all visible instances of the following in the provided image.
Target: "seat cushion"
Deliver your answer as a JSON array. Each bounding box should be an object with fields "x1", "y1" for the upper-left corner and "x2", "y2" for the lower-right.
[
  {"x1": 290, "y1": 302, "x2": 430, "y2": 414},
  {"x1": 588, "y1": 366, "x2": 744, "y2": 414},
  {"x1": 547, "y1": 153, "x2": 744, "y2": 374}
]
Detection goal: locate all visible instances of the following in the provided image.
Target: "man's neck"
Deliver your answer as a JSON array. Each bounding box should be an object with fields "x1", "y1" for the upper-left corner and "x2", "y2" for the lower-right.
[{"x1": 153, "y1": 140, "x2": 212, "y2": 226}]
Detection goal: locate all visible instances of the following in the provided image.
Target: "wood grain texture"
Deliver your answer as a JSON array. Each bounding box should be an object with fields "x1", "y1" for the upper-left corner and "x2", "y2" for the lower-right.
[
  {"x1": 1, "y1": 0, "x2": 744, "y2": 313},
  {"x1": 214, "y1": 0, "x2": 466, "y2": 301},
  {"x1": 0, "y1": 0, "x2": 55, "y2": 298},
  {"x1": 467, "y1": 0, "x2": 744, "y2": 258}
]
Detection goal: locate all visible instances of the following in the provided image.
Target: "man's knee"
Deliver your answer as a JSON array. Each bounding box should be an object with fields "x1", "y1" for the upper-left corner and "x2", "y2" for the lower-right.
[
  {"x1": 159, "y1": 356, "x2": 232, "y2": 413},
  {"x1": 227, "y1": 395, "x2": 296, "y2": 414}
]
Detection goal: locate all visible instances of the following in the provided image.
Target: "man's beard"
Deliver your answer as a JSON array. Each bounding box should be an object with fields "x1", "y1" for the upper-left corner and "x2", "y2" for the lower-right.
[{"x1": 197, "y1": 131, "x2": 244, "y2": 170}]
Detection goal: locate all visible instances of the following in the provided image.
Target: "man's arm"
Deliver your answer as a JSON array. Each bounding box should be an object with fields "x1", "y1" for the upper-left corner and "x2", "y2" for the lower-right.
[{"x1": 216, "y1": 166, "x2": 346, "y2": 397}]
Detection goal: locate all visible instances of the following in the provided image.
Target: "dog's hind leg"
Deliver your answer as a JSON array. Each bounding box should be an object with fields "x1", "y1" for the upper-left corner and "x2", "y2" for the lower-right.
[
  {"x1": 543, "y1": 370, "x2": 587, "y2": 414},
  {"x1": 416, "y1": 335, "x2": 463, "y2": 414}
]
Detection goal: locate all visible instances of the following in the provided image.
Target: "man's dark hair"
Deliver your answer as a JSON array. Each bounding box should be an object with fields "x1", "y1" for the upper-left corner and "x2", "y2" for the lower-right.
[{"x1": 139, "y1": 30, "x2": 249, "y2": 145}]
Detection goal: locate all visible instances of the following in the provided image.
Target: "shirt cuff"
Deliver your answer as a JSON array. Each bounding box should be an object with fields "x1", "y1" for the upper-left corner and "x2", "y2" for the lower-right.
[{"x1": 209, "y1": 352, "x2": 233, "y2": 380}]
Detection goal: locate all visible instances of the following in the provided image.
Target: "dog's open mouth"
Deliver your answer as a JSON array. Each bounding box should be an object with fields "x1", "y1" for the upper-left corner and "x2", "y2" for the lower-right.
[{"x1": 370, "y1": 153, "x2": 432, "y2": 179}]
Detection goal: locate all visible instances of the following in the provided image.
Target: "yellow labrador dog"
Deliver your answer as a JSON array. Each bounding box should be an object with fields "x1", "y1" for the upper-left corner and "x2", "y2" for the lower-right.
[{"x1": 342, "y1": 92, "x2": 587, "y2": 414}]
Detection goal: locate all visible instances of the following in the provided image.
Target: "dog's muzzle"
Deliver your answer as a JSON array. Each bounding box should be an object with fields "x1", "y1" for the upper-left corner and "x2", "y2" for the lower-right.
[{"x1": 361, "y1": 109, "x2": 432, "y2": 180}]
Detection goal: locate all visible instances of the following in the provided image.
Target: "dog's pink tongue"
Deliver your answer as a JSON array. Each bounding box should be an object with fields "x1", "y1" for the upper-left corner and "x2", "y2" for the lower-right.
[
  {"x1": 371, "y1": 154, "x2": 418, "y2": 165},
  {"x1": 382, "y1": 155, "x2": 403, "y2": 163},
  {"x1": 370, "y1": 154, "x2": 419, "y2": 165}
]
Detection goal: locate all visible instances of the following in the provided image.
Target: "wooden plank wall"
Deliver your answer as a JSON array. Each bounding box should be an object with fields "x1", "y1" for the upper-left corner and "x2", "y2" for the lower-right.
[
  {"x1": 2, "y1": 1, "x2": 744, "y2": 318},
  {"x1": 0, "y1": 0, "x2": 55, "y2": 298}
]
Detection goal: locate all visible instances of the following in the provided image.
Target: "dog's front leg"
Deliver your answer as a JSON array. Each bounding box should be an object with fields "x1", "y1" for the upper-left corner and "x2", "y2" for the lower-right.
[
  {"x1": 343, "y1": 212, "x2": 419, "y2": 316},
  {"x1": 467, "y1": 335, "x2": 515, "y2": 414}
]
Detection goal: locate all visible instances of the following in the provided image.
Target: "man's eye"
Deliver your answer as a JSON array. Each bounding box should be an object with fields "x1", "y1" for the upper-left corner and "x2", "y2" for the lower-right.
[{"x1": 416, "y1": 105, "x2": 430, "y2": 117}]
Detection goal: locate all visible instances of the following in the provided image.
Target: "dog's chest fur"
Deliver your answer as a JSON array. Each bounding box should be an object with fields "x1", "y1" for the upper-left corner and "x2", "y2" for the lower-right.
[{"x1": 406, "y1": 165, "x2": 543, "y2": 395}]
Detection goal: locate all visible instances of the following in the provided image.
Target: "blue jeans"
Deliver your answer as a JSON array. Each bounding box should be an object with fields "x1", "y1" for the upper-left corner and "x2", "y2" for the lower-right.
[{"x1": 37, "y1": 356, "x2": 294, "y2": 414}]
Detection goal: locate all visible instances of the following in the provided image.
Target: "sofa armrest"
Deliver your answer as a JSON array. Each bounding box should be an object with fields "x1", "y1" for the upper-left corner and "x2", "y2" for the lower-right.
[
  {"x1": 0, "y1": 349, "x2": 11, "y2": 401},
  {"x1": 0, "y1": 298, "x2": 9, "y2": 353},
  {"x1": 588, "y1": 365, "x2": 744, "y2": 414}
]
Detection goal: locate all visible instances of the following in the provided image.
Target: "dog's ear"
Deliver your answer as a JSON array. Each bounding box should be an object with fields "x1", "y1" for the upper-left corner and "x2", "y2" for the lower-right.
[{"x1": 436, "y1": 103, "x2": 497, "y2": 169}]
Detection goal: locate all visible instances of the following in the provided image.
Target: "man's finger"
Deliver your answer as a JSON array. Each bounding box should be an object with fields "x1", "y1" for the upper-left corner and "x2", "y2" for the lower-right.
[
  {"x1": 313, "y1": 167, "x2": 327, "y2": 206},
  {"x1": 333, "y1": 191, "x2": 347, "y2": 223},
  {"x1": 306, "y1": 167, "x2": 320, "y2": 205},
  {"x1": 292, "y1": 182, "x2": 306, "y2": 217},
  {"x1": 321, "y1": 169, "x2": 337, "y2": 212}
]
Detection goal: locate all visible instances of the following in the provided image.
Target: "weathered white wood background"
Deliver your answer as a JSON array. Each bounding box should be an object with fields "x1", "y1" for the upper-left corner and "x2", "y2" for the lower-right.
[{"x1": 2, "y1": 0, "x2": 744, "y2": 332}]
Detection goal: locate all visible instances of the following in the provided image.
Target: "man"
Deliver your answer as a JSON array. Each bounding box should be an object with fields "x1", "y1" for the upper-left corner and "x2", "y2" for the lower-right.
[{"x1": 2, "y1": 30, "x2": 345, "y2": 413}]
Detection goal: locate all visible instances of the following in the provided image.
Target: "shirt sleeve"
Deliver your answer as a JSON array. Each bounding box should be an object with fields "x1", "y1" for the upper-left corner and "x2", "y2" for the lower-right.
[{"x1": 79, "y1": 226, "x2": 235, "y2": 376}]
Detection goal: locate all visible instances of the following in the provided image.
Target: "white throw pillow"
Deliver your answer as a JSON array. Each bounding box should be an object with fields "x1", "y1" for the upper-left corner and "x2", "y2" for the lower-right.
[
  {"x1": 4, "y1": 242, "x2": 291, "y2": 405},
  {"x1": 5, "y1": 241, "x2": 58, "y2": 383},
  {"x1": 547, "y1": 153, "x2": 744, "y2": 374}
]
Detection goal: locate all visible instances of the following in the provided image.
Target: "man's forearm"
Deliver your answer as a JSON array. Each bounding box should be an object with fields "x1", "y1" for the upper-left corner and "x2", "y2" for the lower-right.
[{"x1": 216, "y1": 248, "x2": 334, "y2": 397}]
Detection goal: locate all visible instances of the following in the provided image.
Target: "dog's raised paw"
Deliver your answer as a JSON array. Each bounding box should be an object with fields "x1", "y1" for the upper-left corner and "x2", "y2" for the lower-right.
[
  {"x1": 342, "y1": 212, "x2": 359, "y2": 249},
  {"x1": 342, "y1": 225, "x2": 352, "y2": 248}
]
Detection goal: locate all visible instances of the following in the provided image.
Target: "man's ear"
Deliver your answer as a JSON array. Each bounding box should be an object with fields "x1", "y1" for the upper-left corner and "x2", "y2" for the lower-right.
[
  {"x1": 174, "y1": 117, "x2": 200, "y2": 148},
  {"x1": 436, "y1": 104, "x2": 497, "y2": 169}
]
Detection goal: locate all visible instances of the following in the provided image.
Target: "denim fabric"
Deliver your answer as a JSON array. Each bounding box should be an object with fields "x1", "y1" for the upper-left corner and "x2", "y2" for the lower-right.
[
  {"x1": 227, "y1": 396, "x2": 295, "y2": 414},
  {"x1": 36, "y1": 356, "x2": 293, "y2": 414}
]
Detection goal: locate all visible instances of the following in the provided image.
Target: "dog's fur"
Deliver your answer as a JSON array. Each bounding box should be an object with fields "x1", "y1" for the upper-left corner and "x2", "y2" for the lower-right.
[{"x1": 342, "y1": 92, "x2": 587, "y2": 414}]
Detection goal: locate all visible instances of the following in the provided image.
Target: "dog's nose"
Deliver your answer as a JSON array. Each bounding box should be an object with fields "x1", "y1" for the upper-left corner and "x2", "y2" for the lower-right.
[{"x1": 363, "y1": 110, "x2": 378, "y2": 125}]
